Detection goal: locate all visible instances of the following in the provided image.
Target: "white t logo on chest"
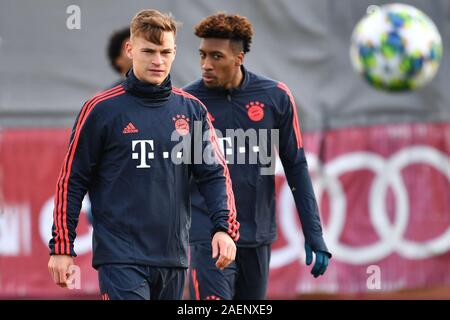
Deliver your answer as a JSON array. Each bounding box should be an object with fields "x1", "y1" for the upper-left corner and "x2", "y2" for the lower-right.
[{"x1": 132, "y1": 140, "x2": 154, "y2": 168}]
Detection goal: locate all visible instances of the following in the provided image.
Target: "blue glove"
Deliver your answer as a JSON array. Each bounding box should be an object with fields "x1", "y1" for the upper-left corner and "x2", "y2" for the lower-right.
[{"x1": 305, "y1": 243, "x2": 330, "y2": 278}]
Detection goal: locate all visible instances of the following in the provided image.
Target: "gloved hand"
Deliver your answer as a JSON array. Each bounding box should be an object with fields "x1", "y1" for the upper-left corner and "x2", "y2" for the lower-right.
[{"x1": 305, "y1": 243, "x2": 330, "y2": 278}]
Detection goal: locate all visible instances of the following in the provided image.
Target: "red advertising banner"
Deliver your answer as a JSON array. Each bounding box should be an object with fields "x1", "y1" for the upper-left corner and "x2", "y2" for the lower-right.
[
  {"x1": 1, "y1": 123, "x2": 450, "y2": 298},
  {"x1": 270, "y1": 123, "x2": 450, "y2": 297}
]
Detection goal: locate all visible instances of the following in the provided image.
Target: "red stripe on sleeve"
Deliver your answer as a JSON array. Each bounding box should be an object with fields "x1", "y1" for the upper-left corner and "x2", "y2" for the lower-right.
[
  {"x1": 172, "y1": 87, "x2": 239, "y2": 241},
  {"x1": 54, "y1": 86, "x2": 125, "y2": 254},
  {"x1": 277, "y1": 82, "x2": 303, "y2": 149}
]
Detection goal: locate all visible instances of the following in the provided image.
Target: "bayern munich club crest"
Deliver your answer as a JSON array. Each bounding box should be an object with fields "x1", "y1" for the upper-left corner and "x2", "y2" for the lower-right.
[
  {"x1": 173, "y1": 114, "x2": 190, "y2": 135},
  {"x1": 246, "y1": 101, "x2": 265, "y2": 122}
]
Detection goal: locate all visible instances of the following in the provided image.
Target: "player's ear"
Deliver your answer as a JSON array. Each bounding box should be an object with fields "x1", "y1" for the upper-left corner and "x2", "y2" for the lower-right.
[
  {"x1": 125, "y1": 39, "x2": 133, "y2": 60},
  {"x1": 235, "y1": 52, "x2": 245, "y2": 67},
  {"x1": 173, "y1": 44, "x2": 177, "y2": 58}
]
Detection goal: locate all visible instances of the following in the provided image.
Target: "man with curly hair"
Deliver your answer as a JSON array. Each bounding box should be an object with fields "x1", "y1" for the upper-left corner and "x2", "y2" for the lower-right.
[{"x1": 185, "y1": 13, "x2": 331, "y2": 300}]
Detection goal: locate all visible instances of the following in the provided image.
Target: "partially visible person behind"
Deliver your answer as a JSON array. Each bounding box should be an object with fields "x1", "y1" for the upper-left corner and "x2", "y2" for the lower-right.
[
  {"x1": 185, "y1": 13, "x2": 331, "y2": 300},
  {"x1": 47, "y1": 9, "x2": 239, "y2": 300},
  {"x1": 107, "y1": 27, "x2": 133, "y2": 86}
]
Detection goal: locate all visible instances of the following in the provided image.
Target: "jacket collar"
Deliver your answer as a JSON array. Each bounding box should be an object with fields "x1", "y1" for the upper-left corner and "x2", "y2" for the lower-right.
[{"x1": 123, "y1": 69, "x2": 172, "y2": 107}]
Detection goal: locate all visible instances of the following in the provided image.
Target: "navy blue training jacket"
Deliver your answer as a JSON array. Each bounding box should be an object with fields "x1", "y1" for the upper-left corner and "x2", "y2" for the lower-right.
[
  {"x1": 184, "y1": 67, "x2": 329, "y2": 254},
  {"x1": 49, "y1": 71, "x2": 239, "y2": 268}
]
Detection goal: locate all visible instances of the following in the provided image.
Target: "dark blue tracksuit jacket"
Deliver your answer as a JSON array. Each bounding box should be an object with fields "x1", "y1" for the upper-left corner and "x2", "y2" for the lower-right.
[
  {"x1": 49, "y1": 71, "x2": 239, "y2": 268},
  {"x1": 184, "y1": 67, "x2": 329, "y2": 254}
]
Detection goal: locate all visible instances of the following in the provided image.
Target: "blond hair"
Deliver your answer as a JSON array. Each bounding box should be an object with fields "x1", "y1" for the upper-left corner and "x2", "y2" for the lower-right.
[{"x1": 130, "y1": 9, "x2": 179, "y2": 44}]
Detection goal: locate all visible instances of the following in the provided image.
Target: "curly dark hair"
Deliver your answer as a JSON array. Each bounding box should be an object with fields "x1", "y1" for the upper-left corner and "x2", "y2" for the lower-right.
[
  {"x1": 194, "y1": 13, "x2": 254, "y2": 53},
  {"x1": 107, "y1": 27, "x2": 130, "y2": 74}
]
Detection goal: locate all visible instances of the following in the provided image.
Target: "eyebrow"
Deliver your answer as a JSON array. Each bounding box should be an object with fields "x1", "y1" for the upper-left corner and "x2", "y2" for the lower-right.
[
  {"x1": 141, "y1": 48, "x2": 173, "y2": 52},
  {"x1": 199, "y1": 49, "x2": 224, "y2": 55}
]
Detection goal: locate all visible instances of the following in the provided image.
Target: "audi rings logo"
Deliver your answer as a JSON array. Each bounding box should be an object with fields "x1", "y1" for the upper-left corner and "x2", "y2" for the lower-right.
[{"x1": 271, "y1": 146, "x2": 450, "y2": 267}]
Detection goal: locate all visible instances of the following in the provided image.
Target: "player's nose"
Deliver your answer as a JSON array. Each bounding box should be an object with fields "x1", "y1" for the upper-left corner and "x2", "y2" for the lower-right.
[{"x1": 202, "y1": 58, "x2": 213, "y2": 71}]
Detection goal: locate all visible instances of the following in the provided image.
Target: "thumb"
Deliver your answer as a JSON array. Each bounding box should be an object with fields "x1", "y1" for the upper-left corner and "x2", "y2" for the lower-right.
[
  {"x1": 212, "y1": 238, "x2": 219, "y2": 259},
  {"x1": 57, "y1": 264, "x2": 70, "y2": 286},
  {"x1": 305, "y1": 243, "x2": 313, "y2": 266},
  {"x1": 61, "y1": 268, "x2": 69, "y2": 283}
]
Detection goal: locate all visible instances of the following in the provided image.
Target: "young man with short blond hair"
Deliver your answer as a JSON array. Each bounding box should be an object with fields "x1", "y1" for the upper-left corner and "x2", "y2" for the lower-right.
[{"x1": 48, "y1": 9, "x2": 239, "y2": 300}]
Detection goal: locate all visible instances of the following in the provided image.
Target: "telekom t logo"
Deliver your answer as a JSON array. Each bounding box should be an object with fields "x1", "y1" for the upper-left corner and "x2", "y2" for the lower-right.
[{"x1": 132, "y1": 140, "x2": 154, "y2": 168}]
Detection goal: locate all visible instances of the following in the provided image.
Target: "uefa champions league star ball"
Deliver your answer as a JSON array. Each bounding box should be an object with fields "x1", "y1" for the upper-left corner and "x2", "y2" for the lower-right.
[{"x1": 350, "y1": 3, "x2": 443, "y2": 91}]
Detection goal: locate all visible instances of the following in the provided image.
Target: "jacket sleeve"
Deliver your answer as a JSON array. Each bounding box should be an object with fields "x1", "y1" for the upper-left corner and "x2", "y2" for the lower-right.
[
  {"x1": 276, "y1": 82, "x2": 330, "y2": 255},
  {"x1": 48, "y1": 100, "x2": 104, "y2": 256},
  {"x1": 191, "y1": 104, "x2": 240, "y2": 241}
]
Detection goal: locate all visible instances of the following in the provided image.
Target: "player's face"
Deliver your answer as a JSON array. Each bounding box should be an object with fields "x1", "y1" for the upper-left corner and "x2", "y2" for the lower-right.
[
  {"x1": 126, "y1": 32, "x2": 176, "y2": 85},
  {"x1": 199, "y1": 38, "x2": 244, "y2": 89}
]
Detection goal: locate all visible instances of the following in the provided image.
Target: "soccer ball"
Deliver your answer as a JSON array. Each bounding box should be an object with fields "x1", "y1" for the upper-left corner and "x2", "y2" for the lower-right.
[{"x1": 350, "y1": 3, "x2": 443, "y2": 91}]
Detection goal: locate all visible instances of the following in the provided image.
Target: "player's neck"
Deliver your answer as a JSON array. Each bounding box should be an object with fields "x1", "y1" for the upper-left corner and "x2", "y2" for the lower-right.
[{"x1": 224, "y1": 67, "x2": 243, "y2": 90}]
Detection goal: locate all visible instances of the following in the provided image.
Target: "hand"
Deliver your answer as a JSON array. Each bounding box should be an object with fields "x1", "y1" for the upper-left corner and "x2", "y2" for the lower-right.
[
  {"x1": 305, "y1": 243, "x2": 330, "y2": 278},
  {"x1": 211, "y1": 231, "x2": 236, "y2": 270},
  {"x1": 48, "y1": 255, "x2": 74, "y2": 288}
]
